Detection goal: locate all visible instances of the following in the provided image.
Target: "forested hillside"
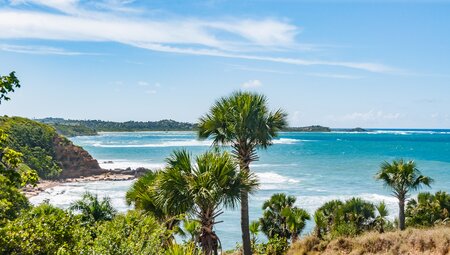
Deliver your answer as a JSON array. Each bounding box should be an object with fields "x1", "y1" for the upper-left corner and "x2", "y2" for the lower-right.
[{"x1": 0, "y1": 116, "x2": 102, "y2": 179}]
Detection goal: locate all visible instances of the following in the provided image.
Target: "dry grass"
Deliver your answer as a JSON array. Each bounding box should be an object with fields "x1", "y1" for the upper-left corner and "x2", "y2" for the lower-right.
[{"x1": 288, "y1": 226, "x2": 450, "y2": 255}]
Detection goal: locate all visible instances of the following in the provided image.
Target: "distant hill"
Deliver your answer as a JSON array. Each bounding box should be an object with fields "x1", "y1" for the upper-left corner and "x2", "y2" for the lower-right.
[
  {"x1": 36, "y1": 118, "x2": 367, "y2": 136},
  {"x1": 36, "y1": 118, "x2": 197, "y2": 136}
]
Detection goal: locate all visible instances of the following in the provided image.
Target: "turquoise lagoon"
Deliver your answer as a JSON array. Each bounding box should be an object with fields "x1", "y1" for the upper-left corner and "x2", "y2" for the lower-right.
[{"x1": 30, "y1": 130, "x2": 450, "y2": 249}]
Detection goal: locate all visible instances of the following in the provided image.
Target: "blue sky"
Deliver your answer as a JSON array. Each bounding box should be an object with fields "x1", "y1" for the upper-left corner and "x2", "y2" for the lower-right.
[{"x1": 0, "y1": 0, "x2": 449, "y2": 128}]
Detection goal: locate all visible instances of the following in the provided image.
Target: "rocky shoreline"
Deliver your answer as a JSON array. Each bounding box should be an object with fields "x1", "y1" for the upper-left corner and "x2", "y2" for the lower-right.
[{"x1": 22, "y1": 167, "x2": 150, "y2": 198}]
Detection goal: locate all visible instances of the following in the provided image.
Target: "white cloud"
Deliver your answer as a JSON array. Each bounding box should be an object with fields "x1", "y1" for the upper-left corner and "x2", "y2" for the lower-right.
[
  {"x1": 0, "y1": 44, "x2": 91, "y2": 55},
  {"x1": 0, "y1": 1, "x2": 397, "y2": 73},
  {"x1": 242, "y1": 79, "x2": 262, "y2": 89}
]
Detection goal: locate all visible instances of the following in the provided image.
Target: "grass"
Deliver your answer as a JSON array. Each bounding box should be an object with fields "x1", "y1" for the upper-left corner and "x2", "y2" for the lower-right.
[{"x1": 288, "y1": 226, "x2": 450, "y2": 255}]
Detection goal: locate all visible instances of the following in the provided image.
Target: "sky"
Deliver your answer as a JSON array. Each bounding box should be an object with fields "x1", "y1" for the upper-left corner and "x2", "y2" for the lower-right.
[{"x1": 0, "y1": 0, "x2": 449, "y2": 128}]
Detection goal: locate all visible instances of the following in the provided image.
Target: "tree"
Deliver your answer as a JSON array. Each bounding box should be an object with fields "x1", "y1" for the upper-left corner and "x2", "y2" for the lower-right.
[
  {"x1": 375, "y1": 159, "x2": 433, "y2": 230},
  {"x1": 0, "y1": 71, "x2": 20, "y2": 104},
  {"x1": 260, "y1": 193, "x2": 310, "y2": 243},
  {"x1": 374, "y1": 201, "x2": 389, "y2": 233},
  {"x1": 156, "y1": 149, "x2": 258, "y2": 255},
  {"x1": 249, "y1": 220, "x2": 260, "y2": 248},
  {"x1": 69, "y1": 192, "x2": 116, "y2": 224},
  {"x1": 282, "y1": 207, "x2": 310, "y2": 243},
  {"x1": 198, "y1": 91, "x2": 287, "y2": 255},
  {"x1": 126, "y1": 171, "x2": 165, "y2": 218},
  {"x1": 406, "y1": 191, "x2": 450, "y2": 227}
]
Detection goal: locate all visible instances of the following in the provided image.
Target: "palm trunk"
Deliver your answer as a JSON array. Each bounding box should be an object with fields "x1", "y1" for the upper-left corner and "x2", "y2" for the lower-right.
[
  {"x1": 241, "y1": 189, "x2": 252, "y2": 255},
  {"x1": 292, "y1": 232, "x2": 298, "y2": 243},
  {"x1": 200, "y1": 211, "x2": 219, "y2": 255},
  {"x1": 399, "y1": 199, "x2": 405, "y2": 230}
]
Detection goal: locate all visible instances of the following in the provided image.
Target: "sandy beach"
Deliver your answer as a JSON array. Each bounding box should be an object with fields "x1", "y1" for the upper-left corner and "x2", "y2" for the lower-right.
[{"x1": 22, "y1": 172, "x2": 136, "y2": 198}]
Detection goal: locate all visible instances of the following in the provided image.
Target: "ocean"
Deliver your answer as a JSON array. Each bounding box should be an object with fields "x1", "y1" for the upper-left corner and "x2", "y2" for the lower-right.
[{"x1": 30, "y1": 130, "x2": 450, "y2": 249}]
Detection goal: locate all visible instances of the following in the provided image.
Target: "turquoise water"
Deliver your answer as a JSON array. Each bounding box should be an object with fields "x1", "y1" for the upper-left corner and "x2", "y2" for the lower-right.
[{"x1": 30, "y1": 130, "x2": 450, "y2": 249}]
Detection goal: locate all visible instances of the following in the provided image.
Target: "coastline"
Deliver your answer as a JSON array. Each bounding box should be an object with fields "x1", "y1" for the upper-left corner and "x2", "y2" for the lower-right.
[{"x1": 22, "y1": 172, "x2": 136, "y2": 198}]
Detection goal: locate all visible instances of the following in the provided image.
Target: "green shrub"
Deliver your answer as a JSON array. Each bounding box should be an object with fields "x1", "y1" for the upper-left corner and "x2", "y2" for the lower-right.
[
  {"x1": 0, "y1": 203, "x2": 90, "y2": 255},
  {"x1": 406, "y1": 191, "x2": 450, "y2": 227},
  {"x1": 86, "y1": 210, "x2": 167, "y2": 255}
]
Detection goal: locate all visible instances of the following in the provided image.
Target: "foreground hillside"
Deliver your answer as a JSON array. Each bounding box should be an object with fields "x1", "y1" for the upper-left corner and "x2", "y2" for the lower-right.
[
  {"x1": 288, "y1": 226, "x2": 450, "y2": 255},
  {"x1": 0, "y1": 116, "x2": 104, "y2": 179}
]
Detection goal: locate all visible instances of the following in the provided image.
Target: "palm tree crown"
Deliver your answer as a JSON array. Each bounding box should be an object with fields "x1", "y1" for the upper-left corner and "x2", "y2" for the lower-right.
[
  {"x1": 198, "y1": 91, "x2": 287, "y2": 166},
  {"x1": 69, "y1": 192, "x2": 116, "y2": 224}
]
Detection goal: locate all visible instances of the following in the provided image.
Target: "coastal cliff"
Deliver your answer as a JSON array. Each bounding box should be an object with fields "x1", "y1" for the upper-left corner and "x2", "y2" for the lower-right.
[
  {"x1": 52, "y1": 135, "x2": 105, "y2": 178},
  {"x1": 0, "y1": 116, "x2": 105, "y2": 179}
]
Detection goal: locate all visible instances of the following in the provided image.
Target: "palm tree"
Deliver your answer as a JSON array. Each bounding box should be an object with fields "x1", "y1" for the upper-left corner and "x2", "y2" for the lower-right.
[
  {"x1": 282, "y1": 207, "x2": 311, "y2": 243},
  {"x1": 374, "y1": 201, "x2": 389, "y2": 233},
  {"x1": 156, "y1": 149, "x2": 258, "y2": 255},
  {"x1": 249, "y1": 220, "x2": 260, "y2": 250},
  {"x1": 375, "y1": 159, "x2": 433, "y2": 230},
  {"x1": 198, "y1": 91, "x2": 287, "y2": 255},
  {"x1": 69, "y1": 192, "x2": 116, "y2": 224},
  {"x1": 260, "y1": 193, "x2": 310, "y2": 243}
]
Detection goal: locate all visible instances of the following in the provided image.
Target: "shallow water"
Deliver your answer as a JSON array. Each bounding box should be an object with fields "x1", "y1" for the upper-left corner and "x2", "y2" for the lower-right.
[{"x1": 30, "y1": 130, "x2": 450, "y2": 249}]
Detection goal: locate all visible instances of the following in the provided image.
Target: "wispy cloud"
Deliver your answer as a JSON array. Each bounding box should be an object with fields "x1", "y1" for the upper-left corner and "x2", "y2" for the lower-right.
[
  {"x1": 328, "y1": 110, "x2": 401, "y2": 123},
  {"x1": 306, "y1": 72, "x2": 363, "y2": 79},
  {"x1": 226, "y1": 64, "x2": 292, "y2": 74},
  {"x1": 0, "y1": 0, "x2": 397, "y2": 73},
  {"x1": 242, "y1": 79, "x2": 262, "y2": 89},
  {"x1": 0, "y1": 43, "x2": 95, "y2": 55}
]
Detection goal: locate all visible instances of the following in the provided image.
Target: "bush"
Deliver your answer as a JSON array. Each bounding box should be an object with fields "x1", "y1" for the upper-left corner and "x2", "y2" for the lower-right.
[
  {"x1": 0, "y1": 203, "x2": 90, "y2": 255},
  {"x1": 406, "y1": 191, "x2": 450, "y2": 227},
  {"x1": 314, "y1": 197, "x2": 382, "y2": 239},
  {"x1": 0, "y1": 175, "x2": 30, "y2": 224},
  {"x1": 85, "y1": 210, "x2": 168, "y2": 255}
]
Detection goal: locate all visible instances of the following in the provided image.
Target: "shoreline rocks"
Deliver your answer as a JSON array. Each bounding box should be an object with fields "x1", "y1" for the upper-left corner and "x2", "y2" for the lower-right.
[{"x1": 22, "y1": 167, "x2": 152, "y2": 198}]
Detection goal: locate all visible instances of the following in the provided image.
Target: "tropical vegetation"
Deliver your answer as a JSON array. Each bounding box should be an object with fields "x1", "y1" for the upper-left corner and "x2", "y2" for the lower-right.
[
  {"x1": 375, "y1": 159, "x2": 433, "y2": 230},
  {"x1": 198, "y1": 91, "x2": 287, "y2": 255},
  {"x1": 1, "y1": 73, "x2": 449, "y2": 254}
]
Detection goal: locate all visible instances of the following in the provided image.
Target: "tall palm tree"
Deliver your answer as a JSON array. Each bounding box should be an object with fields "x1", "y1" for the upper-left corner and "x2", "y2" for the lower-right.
[
  {"x1": 375, "y1": 159, "x2": 433, "y2": 230},
  {"x1": 156, "y1": 149, "x2": 258, "y2": 255},
  {"x1": 198, "y1": 91, "x2": 287, "y2": 255},
  {"x1": 69, "y1": 192, "x2": 116, "y2": 224}
]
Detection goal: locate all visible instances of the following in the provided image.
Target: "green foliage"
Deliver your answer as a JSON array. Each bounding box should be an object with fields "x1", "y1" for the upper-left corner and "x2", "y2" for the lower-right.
[
  {"x1": 406, "y1": 191, "x2": 450, "y2": 227},
  {"x1": 0, "y1": 116, "x2": 62, "y2": 179},
  {"x1": 375, "y1": 159, "x2": 433, "y2": 230},
  {"x1": 260, "y1": 193, "x2": 310, "y2": 242},
  {"x1": 52, "y1": 123, "x2": 98, "y2": 137},
  {"x1": 0, "y1": 71, "x2": 20, "y2": 104},
  {"x1": 69, "y1": 192, "x2": 117, "y2": 224},
  {"x1": 165, "y1": 242, "x2": 199, "y2": 255},
  {"x1": 314, "y1": 198, "x2": 380, "y2": 239},
  {"x1": 198, "y1": 91, "x2": 287, "y2": 255},
  {"x1": 126, "y1": 170, "x2": 165, "y2": 218},
  {"x1": 265, "y1": 235, "x2": 289, "y2": 255},
  {"x1": 0, "y1": 175, "x2": 30, "y2": 224},
  {"x1": 157, "y1": 149, "x2": 258, "y2": 255},
  {"x1": 86, "y1": 210, "x2": 167, "y2": 255},
  {"x1": 0, "y1": 203, "x2": 90, "y2": 255}
]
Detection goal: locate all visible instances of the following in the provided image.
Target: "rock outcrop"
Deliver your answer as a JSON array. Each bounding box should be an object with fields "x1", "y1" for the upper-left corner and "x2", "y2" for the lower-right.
[{"x1": 52, "y1": 135, "x2": 107, "y2": 178}]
